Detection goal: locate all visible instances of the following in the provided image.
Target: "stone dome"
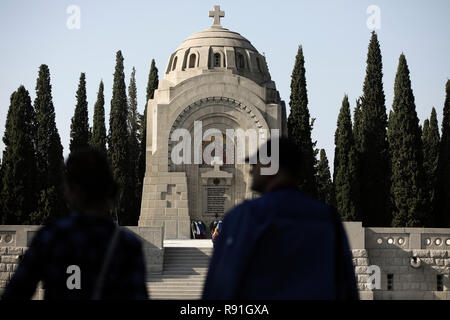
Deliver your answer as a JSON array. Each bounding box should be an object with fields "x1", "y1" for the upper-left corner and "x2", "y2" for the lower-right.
[
  {"x1": 176, "y1": 27, "x2": 257, "y2": 52},
  {"x1": 162, "y1": 7, "x2": 273, "y2": 87}
]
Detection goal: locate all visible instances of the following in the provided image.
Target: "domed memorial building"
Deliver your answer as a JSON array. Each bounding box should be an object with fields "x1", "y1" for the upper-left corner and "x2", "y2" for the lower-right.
[{"x1": 138, "y1": 6, "x2": 287, "y2": 238}]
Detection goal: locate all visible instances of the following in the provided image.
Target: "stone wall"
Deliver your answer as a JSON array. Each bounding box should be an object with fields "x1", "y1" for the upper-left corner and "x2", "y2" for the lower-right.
[
  {"x1": 1, "y1": 223, "x2": 449, "y2": 299},
  {"x1": 0, "y1": 225, "x2": 164, "y2": 298},
  {"x1": 344, "y1": 222, "x2": 450, "y2": 299}
]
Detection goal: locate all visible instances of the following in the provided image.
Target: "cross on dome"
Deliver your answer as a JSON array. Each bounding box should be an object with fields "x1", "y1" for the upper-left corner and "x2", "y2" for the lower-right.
[{"x1": 209, "y1": 5, "x2": 225, "y2": 28}]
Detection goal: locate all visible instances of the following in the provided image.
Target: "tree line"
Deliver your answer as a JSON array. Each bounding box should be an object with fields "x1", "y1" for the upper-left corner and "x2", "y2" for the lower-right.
[
  {"x1": 289, "y1": 32, "x2": 449, "y2": 228},
  {"x1": 1, "y1": 32, "x2": 449, "y2": 228},
  {"x1": 0, "y1": 52, "x2": 158, "y2": 226}
]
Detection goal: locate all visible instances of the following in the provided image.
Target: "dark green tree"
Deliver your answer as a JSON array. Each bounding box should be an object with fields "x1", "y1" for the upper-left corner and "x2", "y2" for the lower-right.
[
  {"x1": 90, "y1": 80, "x2": 107, "y2": 155},
  {"x1": 108, "y1": 50, "x2": 132, "y2": 225},
  {"x1": 388, "y1": 54, "x2": 427, "y2": 227},
  {"x1": 316, "y1": 149, "x2": 335, "y2": 207},
  {"x1": 70, "y1": 73, "x2": 89, "y2": 152},
  {"x1": 138, "y1": 59, "x2": 159, "y2": 197},
  {"x1": 287, "y1": 45, "x2": 317, "y2": 197},
  {"x1": 359, "y1": 32, "x2": 391, "y2": 227},
  {"x1": 128, "y1": 67, "x2": 140, "y2": 225},
  {"x1": 435, "y1": 80, "x2": 450, "y2": 227},
  {"x1": 353, "y1": 97, "x2": 363, "y2": 153},
  {"x1": 0, "y1": 87, "x2": 38, "y2": 224},
  {"x1": 31, "y1": 65, "x2": 66, "y2": 224},
  {"x1": 334, "y1": 95, "x2": 360, "y2": 221},
  {"x1": 422, "y1": 107, "x2": 440, "y2": 224}
]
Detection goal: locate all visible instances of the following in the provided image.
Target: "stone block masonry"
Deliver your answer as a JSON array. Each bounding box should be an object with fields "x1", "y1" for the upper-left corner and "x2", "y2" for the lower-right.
[
  {"x1": 1, "y1": 223, "x2": 450, "y2": 300},
  {"x1": 351, "y1": 224, "x2": 450, "y2": 300}
]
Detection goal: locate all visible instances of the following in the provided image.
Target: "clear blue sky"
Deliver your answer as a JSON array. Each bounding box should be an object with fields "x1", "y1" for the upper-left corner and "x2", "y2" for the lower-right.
[{"x1": 0, "y1": 0, "x2": 449, "y2": 173}]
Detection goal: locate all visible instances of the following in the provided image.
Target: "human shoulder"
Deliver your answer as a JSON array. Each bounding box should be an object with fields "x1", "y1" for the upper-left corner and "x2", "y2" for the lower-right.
[
  {"x1": 29, "y1": 214, "x2": 77, "y2": 247},
  {"x1": 223, "y1": 200, "x2": 254, "y2": 222},
  {"x1": 118, "y1": 227, "x2": 143, "y2": 249}
]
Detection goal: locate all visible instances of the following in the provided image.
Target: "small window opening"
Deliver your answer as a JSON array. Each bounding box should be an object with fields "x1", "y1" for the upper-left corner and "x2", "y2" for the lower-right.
[
  {"x1": 172, "y1": 56, "x2": 178, "y2": 71},
  {"x1": 189, "y1": 54, "x2": 196, "y2": 68},
  {"x1": 214, "y1": 53, "x2": 221, "y2": 67},
  {"x1": 237, "y1": 53, "x2": 245, "y2": 69},
  {"x1": 387, "y1": 274, "x2": 394, "y2": 291},
  {"x1": 256, "y1": 57, "x2": 262, "y2": 72},
  {"x1": 437, "y1": 275, "x2": 443, "y2": 291}
]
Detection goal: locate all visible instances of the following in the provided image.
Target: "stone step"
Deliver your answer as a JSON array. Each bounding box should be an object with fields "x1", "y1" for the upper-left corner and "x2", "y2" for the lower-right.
[
  {"x1": 148, "y1": 277, "x2": 206, "y2": 281},
  {"x1": 162, "y1": 265, "x2": 210, "y2": 269},
  {"x1": 145, "y1": 245, "x2": 213, "y2": 300},
  {"x1": 165, "y1": 247, "x2": 213, "y2": 250},
  {"x1": 151, "y1": 295, "x2": 201, "y2": 300},
  {"x1": 165, "y1": 251, "x2": 213, "y2": 254},
  {"x1": 148, "y1": 276, "x2": 206, "y2": 281},
  {"x1": 164, "y1": 258, "x2": 212, "y2": 262},
  {"x1": 160, "y1": 271, "x2": 207, "y2": 276},
  {"x1": 148, "y1": 283, "x2": 205, "y2": 288},
  {"x1": 149, "y1": 287, "x2": 203, "y2": 293},
  {"x1": 148, "y1": 274, "x2": 207, "y2": 279},
  {"x1": 148, "y1": 283, "x2": 204, "y2": 288},
  {"x1": 164, "y1": 257, "x2": 211, "y2": 261},
  {"x1": 164, "y1": 254, "x2": 213, "y2": 258},
  {"x1": 164, "y1": 253, "x2": 212, "y2": 256},
  {"x1": 147, "y1": 279, "x2": 206, "y2": 284},
  {"x1": 163, "y1": 260, "x2": 211, "y2": 264},
  {"x1": 165, "y1": 253, "x2": 212, "y2": 256},
  {"x1": 163, "y1": 266, "x2": 208, "y2": 270},
  {"x1": 161, "y1": 272, "x2": 208, "y2": 276}
]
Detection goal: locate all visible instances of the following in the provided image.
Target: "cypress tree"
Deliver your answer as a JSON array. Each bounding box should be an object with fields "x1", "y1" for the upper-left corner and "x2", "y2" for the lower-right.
[
  {"x1": 388, "y1": 54, "x2": 427, "y2": 227},
  {"x1": 90, "y1": 80, "x2": 107, "y2": 155},
  {"x1": 316, "y1": 149, "x2": 335, "y2": 207},
  {"x1": 353, "y1": 97, "x2": 363, "y2": 153},
  {"x1": 422, "y1": 108, "x2": 440, "y2": 224},
  {"x1": 146, "y1": 59, "x2": 159, "y2": 104},
  {"x1": 0, "y1": 87, "x2": 38, "y2": 224},
  {"x1": 138, "y1": 59, "x2": 159, "y2": 197},
  {"x1": 31, "y1": 64, "x2": 66, "y2": 224},
  {"x1": 109, "y1": 50, "x2": 132, "y2": 225},
  {"x1": 70, "y1": 73, "x2": 89, "y2": 152},
  {"x1": 287, "y1": 45, "x2": 317, "y2": 197},
  {"x1": 435, "y1": 80, "x2": 450, "y2": 227},
  {"x1": 334, "y1": 95, "x2": 360, "y2": 221},
  {"x1": 359, "y1": 32, "x2": 391, "y2": 227},
  {"x1": 128, "y1": 67, "x2": 140, "y2": 225}
]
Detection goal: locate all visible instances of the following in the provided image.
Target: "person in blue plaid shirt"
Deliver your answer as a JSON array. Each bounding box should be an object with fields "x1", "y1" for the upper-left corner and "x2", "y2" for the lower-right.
[{"x1": 1, "y1": 148, "x2": 149, "y2": 300}]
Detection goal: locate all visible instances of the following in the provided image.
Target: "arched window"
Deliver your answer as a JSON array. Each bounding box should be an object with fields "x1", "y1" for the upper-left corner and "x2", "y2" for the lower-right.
[
  {"x1": 172, "y1": 56, "x2": 178, "y2": 71},
  {"x1": 214, "y1": 53, "x2": 221, "y2": 67},
  {"x1": 189, "y1": 54, "x2": 196, "y2": 68},
  {"x1": 236, "y1": 53, "x2": 245, "y2": 69},
  {"x1": 256, "y1": 57, "x2": 262, "y2": 72}
]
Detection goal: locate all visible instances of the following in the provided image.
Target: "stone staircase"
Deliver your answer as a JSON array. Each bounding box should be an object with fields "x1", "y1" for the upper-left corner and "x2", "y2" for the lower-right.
[{"x1": 147, "y1": 244, "x2": 213, "y2": 299}]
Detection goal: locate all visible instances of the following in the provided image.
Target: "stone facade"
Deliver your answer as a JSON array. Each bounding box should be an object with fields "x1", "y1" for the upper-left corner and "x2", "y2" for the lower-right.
[
  {"x1": 344, "y1": 222, "x2": 450, "y2": 299},
  {"x1": 138, "y1": 7, "x2": 287, "y2": 239},
  {"x1": 1, "y1": 223, "x2": 449, "y2": 299}
]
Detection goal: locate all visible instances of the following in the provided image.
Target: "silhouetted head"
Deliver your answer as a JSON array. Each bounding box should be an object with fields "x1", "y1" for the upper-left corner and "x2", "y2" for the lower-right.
[
  {"x1": 64, "y1": 148, "x2": 118, "y2": 214},
  {"x1": 247, "y1": 137, "x2": 300, "y2": 194}
]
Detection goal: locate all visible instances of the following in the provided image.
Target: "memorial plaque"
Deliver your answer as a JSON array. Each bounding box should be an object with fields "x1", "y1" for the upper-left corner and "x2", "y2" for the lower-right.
[{"x1": 206, "y1": 186, "x2": 227, "y2": 216}]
